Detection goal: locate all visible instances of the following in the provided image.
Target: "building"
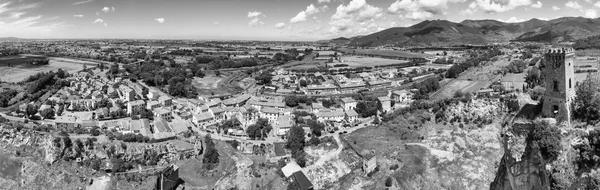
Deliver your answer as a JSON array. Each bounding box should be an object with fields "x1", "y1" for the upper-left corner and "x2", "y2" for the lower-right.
[
  {"x1": 541, "y1": 48, "x2": 576, "y2": 123},
  {"x1": 158, "y1": 96, "x2": 173, "y2": 107},
  {"x1": 378, "y1": 96, "x2": 391, "y2": 113},
  {"x1": 316, "y1": 110, "x2": 345, "y2": 122},
  {"x1": 362, "y1": 155, "x2": 377, "y2": 175},
  {"x1": 391, "y1": 90, "x2": 413, "y2": 104},
  {"x1": 340, "y1": 97, "x2": 357, "y2": 111},
  {"x1": 127, "y1": 100, "x2": 146, "y2": 115},
  {"x1": 147, "y1": 101, "x2": 161, "y2": 110},
  {"x1": 147, "y1": 91, "x2": 159, "y2": 100},
  {"x1": 346, "y1": 109, "x2": 359, "y2": 123},
  {"x1": 155, "y1": 164, "x2": 180, "y2": 190},
  {"x1": 155, "y1": 107, "x2": 173, "y2": 121}
]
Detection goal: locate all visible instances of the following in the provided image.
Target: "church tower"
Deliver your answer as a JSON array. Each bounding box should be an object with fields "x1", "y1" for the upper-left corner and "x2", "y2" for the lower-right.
[{"x1": 541, "y1": 48, "x2": 576, "y2": 123}]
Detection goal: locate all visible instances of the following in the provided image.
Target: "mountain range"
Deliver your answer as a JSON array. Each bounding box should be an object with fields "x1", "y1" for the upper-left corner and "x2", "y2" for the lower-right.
[{"x1": 343, "y1": 16, "x2": 600, "y2": 47}]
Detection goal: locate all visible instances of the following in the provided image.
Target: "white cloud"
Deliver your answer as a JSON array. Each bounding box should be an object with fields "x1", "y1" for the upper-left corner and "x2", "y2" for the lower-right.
[
  {"x1": 321, "y1": 5, "x2": 329, "y2": 11},
  {"x1": 465, "y1": 0, "x2": 532, "y2": 14},
  {"x1": 103, "y1": 23, "x2": 107, "y2": 27},
  {"x1": 565, "y1": 1, "x2": 582, "y2": 10},
  {"x1": 275, "y1": 22, "x2": 286, "y2": 29},
  {"x1": 531, "y1": 1, "x2": 542, "y2": 8},
  {"x1": 9, "y1": 12, "x2": 25, "y2": 19},
  {"x1": 501, "y1": 17, "x2": 525, "y2": 23},
  {"x1": 247, "y1": 11, "x2": 263, "y2": 17},
  {"x1": 214, "y1": 21, "x2": 219, "y2": 25},
  {"x1": 0, "y1": 15, "x2": 70, "y2": 38},
  {"x1": 95, "y1": 12, "x2": 99, "y2": 16},
  {"x1": 248, "y1": 17, "x2": 264, "y2": 27},
  {"x1": 330, "y1": 0, "x2": 383, "y2": 34},
  {"x1": 93, "y1": 18, "x2": 103, "y2": 23},
  {"x1": 73, "y1": 14, "x2": 84, "y2": 18},
  {"x1": 585, "y1": 9, "x2": 597, "y2": 18},
  {"x1": 594, "y1": 1, "x2": 600, "y2": 8},
  {"x1": 290, "y1": 4, "x2": 320, "y2": 23},
  {"x1": 111, "y1": 7, "x2": 115, "y2": 11},
  {"x1": 72, "y1": 0, "x2": 93, "y2": 5},
  {"x1": 155, "y1": 18, "x2": 165, "y2": 23},
  {"x1": 318, "y1": 0, "x2": 331, "y2": 3},
  {"x1": 389, "y1": 0, "x2": 463, "y2": 20},
  {"x1": 102, "y1": 7, "x2": 110, "y2": 12},
  {"x1": 552, "y1": 5, "x2": 561, "y2": 10}
]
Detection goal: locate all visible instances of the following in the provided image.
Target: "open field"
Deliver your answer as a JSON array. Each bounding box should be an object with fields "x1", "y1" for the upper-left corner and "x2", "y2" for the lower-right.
[
  {"x1": 0, "y1": 55, "x2": 96, "y2": 82},
  {"x1": 287, "y1": 61, "x2": 326, "y2": 70},
  {"x1": 337, "y1": 56, "x2": 409, "y2": 68},
  {"x1": 192, "y1": 72, "x2": 245, "y2": 97},
  {"x1": 337, "y1": 48, "x2": 432, "y2": 58},
  {"x1": 431, "y1": 59, "x2": 507, "y2": 99}
]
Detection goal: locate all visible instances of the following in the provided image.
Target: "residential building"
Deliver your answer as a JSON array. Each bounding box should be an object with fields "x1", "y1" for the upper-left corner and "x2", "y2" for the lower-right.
[
  {"x1": 155, "y1": 107, "x2": 173, "y2": 121},
  {"x1": 127, "y1": 100, "x2": 146, "y2": 115},
  {"x1": 158, "y1": 96, "x2": 173, "y2": 107},
  {"x1": 340, "y1": 97, "x2": 357, "y2": 111}
]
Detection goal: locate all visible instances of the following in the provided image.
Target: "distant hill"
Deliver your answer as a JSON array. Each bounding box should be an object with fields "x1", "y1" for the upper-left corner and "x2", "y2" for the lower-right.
[
  {"x1": 0, "y1": 37, "x2": 27, "y2": 42},
  {"x1": 346, "y1": 17, "x2": 600, "y2": 47}
]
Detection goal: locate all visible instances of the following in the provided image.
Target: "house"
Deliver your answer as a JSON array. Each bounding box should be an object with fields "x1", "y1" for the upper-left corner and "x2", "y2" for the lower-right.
[
  {"x1": 155, "y1": 164, "x2": 180, "y2": 190},
  {"x1": 316, "y1": 110, "x2": 345, "y2": 122},
  {"x1": 147, "y1": 101, "x2": 161, "y2": 110},
  {"x1": 192, "y1": 112, "x2": 215, "y2": 127},
  {"x1": 158, "y1": 96, "x2": 173, "y2": 107},
  {"x1": 155, "y1": 107, "x2": 173, "y2": 121},
  {"x1": 206, "y1": 98, "x2": 222, "y2": 108},
  {"x1": 362, "y1": 155, "x2": 377, "y2": 175},
  {"x1": 340, "y1": 97, "x2": 357, "y2": 111},
  {"x1": 127, "y1": 100, "x2": 146, "y2": 115},
  {"x1": 378, "y1": 96, "x2": 391, "y2": 113},
  {"x1": 261, "y1": 107, "x2": 282, "y2": 123},
  {"x1": 55, "y1": 116, "x2": 77, "y2": 131},
  {"x1": 346, "y1": 109, "x2": 359, "y2": 123},
  {"x1": 147, "y1": 91, "x2": 159, "y2": 100},
  {"x1": 391, "y1": 90, "x2": 412, "y2": 103}
]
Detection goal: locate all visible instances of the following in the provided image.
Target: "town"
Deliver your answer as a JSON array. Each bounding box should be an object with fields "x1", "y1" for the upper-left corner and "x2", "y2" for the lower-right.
[{"x1": 3, "y1": 0, "x2": 600, "y2": 190}]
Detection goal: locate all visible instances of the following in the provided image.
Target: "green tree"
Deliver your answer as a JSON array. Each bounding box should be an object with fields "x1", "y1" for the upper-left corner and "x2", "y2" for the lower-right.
[
  {"x1": 573, "y1": 77, "x2": 600, "y2": 123},
  {"x1": 202, "y1": 134, "x2": 220, "y2": 169},
  {"x1": 287, "y1": 125, "x2": 306, "y2": 155},
  {"x1": 40, "y1": 108, "x2": 55, "y2": 119},
  {"x1": 528, "y1": 121, "x2": 562, "y2": 162},
  {"x1": 285, "y1": 96, "x2": 299, "y2": 107},
  {"x1": 25, "y1": 104, "x2": 38, "y2": 118}
]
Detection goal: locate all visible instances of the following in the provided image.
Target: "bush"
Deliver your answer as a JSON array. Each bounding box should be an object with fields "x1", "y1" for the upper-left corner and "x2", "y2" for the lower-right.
[{"x1": 385, "y1": 176, "x2": 393, "y2": 187}]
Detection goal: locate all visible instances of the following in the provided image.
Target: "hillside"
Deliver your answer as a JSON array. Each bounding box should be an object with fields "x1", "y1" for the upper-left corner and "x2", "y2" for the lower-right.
[{"x1": 347, "y1": 17, "x2": 600, "y2": 47}]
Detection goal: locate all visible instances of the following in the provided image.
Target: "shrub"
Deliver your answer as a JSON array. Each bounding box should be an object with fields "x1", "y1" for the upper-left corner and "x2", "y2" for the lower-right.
[{"x1": 385, "y1": 176, "x2": 393, "y2": 187}]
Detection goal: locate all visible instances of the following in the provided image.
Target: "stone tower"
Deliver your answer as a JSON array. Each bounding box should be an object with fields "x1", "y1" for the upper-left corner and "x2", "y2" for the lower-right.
[{"x1": 541, "y1": 48, "x2": 576, "y2": 123}]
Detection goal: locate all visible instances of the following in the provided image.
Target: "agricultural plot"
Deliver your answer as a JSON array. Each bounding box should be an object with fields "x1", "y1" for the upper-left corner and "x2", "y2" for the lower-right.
[
  {"x1": 431, "y1": 58, "x2": 507, "y2": 99},
  {"x1": 337, "y1": 56, "x2": 409, "y2": 68},
  {"x1": 337, "y1": 48, "x2": 431, "y2": 58},
  {"x1": 0, "y1": 56, "x2": 96, "y2": 83}
]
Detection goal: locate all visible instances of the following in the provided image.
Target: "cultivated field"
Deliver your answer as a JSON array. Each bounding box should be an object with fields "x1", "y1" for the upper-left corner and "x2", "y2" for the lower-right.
[
  {"x1": 0, "y1": 55, "x2": 97, "y2": 82},
  {"x1": 337, "y1": 48, "x2": 432, "y2": 58},
  {"x1": 431, "y1": 58, "x2": 508, "y2": 99},
  {"x1": 192, "y1": 72, "x2": 246, "y2": 96},
  {"x1": 337, "y1": 56, "x2": 409, "y2": 68}
]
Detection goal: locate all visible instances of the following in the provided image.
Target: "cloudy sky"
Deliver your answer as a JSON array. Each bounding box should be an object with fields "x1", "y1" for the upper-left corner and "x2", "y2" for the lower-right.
[{"x1": 0, "y1": 0, "x2": 598, "y2": 40}]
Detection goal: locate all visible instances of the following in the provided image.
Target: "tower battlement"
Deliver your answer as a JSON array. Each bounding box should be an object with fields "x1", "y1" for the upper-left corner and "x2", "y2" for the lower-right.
[{"x1": 545, "y1": 47, "x2": 575, "y2": 55}]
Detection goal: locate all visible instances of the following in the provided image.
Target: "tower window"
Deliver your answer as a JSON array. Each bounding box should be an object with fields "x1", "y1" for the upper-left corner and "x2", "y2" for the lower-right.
[
  {"x1": 569, "y1": 78, "x2": 572, "y2": 89},
  {"x1": 553, "y1": 105, "x2": 559, "y2": 114},
  {"x1": 554, "y1": 80, "x2": 559, "y2": 91}
]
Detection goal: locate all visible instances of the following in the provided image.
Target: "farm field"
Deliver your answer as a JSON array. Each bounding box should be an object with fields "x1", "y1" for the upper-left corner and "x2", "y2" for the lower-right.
[
  {"x1": 337, "y1": 48, "x2": 432, "y2": 58},
  {"x1": 336, "y1": 56, "x2": 409, "y2": 68},
  {"x1": 0, "y1": 55, "x2": 97, "y2": 82},
  {"x1": 431, "y1": 58, "x2": 507, "y2": 99},
  {"x1": 192, "y1": 72, "x2": 245, "y2": 97}
]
